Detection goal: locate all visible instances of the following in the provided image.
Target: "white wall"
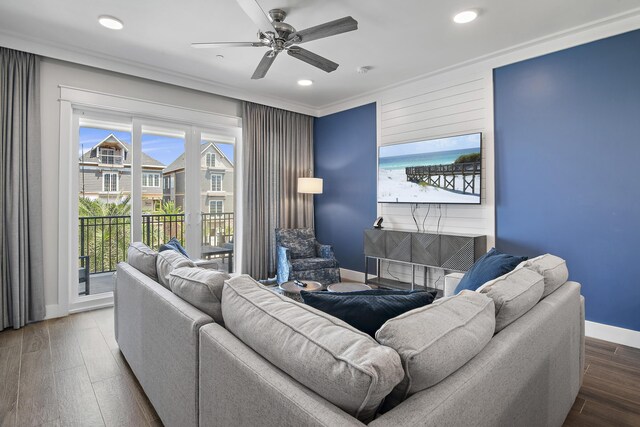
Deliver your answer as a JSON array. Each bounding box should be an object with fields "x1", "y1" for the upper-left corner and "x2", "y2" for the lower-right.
[
  {"x1": 374, "y1": 69, "x2": 495, "y2": 289},
  {"x1": 40, "y1": 58, "x2": 241, "y2": 309}
]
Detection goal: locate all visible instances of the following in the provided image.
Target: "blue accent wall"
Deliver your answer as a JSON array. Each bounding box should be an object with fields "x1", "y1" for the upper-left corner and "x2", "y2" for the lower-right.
[
  {"x1": 494, "y1": 29, "x2": 640, "y2": 331},
  {"x1": 314, "y1": 103, "x2": 377, "y2": 272}
]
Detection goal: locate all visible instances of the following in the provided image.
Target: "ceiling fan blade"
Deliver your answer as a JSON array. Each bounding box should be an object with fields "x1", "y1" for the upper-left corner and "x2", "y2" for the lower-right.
[
  {"x1": 236, "y1": 0, "x2": 277, "y2": 34},
  {"x1": 287, "y1": 46, "x2": 338, "y2": 73},
  {"x1": 251, "y1": 51, "x2": 278, "y2": 79},
  {"x1": 191, "y1": 42, "x2": 264, "y2": 49},
  {"x1": 290, "y1": 16, "x2": 358, "y2": 44}
]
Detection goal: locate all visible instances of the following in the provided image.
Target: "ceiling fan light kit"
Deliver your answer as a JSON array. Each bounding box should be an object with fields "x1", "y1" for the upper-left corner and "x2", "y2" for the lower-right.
[{"x1": 192, "y1": 0, "x2": 358, "y2": 79}]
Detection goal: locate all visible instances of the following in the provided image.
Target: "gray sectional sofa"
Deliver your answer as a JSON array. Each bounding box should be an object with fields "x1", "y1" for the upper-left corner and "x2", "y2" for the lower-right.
[{"x1": 115, "y1": 244, "x2": 585, "y2": 427}]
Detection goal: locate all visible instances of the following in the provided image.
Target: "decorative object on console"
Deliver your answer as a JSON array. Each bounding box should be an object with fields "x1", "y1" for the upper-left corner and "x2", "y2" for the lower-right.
[
  {"x1": 297, "y1": 177, "x2": 323, "y2": 194},
  {"x1": 276, "y1": 228, "x2": 340, "y2": 285},
  {"x1": 454, "y1": 248, "x2": 527, "y2": 294},
  {"x1": 301, "y1": 289, "x2": 437, "y2": 337},
  {"x1": 373, "y1": 216, "x2": 384, "y2": 229}
]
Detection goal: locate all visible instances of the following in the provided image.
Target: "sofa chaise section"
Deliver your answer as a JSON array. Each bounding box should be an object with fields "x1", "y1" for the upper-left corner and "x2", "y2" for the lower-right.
[{"x1": 115, "y1": 262, "x2": 214, "y2": 427}]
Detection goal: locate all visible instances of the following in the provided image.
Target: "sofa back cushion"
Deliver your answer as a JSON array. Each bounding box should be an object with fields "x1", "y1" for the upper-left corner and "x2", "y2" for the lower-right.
[
  {"x1": 520, "y1": 254, "x2": 568, "y2": 298},
  {"x1": 127, "y1": 242, "x2": 158, "y2": 280},
  {"x1": 156, "y1": 250, "x2": 195, "y2": 289},
  {"x1": 221, "y1": 275, "x2": 405, "y2": 422},
  {"x1": 478, "y1": 267, "x2": 545, "y2": 332},
  {"x1": 375, "y1": 291, "x2": 495, "y2": 409},
  {"x1": 169, "y1": 267, "x2": 229, "y2": 324}
]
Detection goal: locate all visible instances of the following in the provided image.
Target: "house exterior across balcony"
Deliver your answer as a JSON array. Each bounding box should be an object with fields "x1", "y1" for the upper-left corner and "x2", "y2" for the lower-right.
[
  {"x1": 79, "y1": 134, "x2": 166, "y2": 211},
  {"x1": 162, "y1": 141, "x2": 234, "y2": 214}
]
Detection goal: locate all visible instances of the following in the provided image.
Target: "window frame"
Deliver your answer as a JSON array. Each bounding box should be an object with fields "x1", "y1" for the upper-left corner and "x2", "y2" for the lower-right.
[
  {"x1": 210, "y1": 173, "x2": 222, "y2": 192},
  {"x1": 206, "y1": 152, "x2": 216, "y2": 168},
  {"x1": 102, "y1": 172, "x2": 119, "y2": 192},
  {"x1": 142, "y1": 172, "x2": 160, "y2": 187},
  {"x1": 209, "y1": 200, "x2": 224, "y2": 213}
]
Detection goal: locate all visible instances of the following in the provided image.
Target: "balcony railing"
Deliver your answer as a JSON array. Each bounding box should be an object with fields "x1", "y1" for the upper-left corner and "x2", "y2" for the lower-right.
[{"x1": 79, "y1": 212, "x2": 234, "y2": 274}]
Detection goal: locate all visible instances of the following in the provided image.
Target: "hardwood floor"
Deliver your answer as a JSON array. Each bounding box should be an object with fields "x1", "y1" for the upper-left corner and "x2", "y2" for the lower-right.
[
  {"x1": 0, "y1": 308, "x2": 638, "y2": 426},
  {"x1": 0, "y1": 308, "x2": 162, "y2": 427}
]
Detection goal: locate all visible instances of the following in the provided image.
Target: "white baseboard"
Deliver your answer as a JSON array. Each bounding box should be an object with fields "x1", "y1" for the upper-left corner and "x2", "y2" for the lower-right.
[
  {"x1": 45, "y1": 304, "x2": 66, "y2": 320},
  {"x1": 585, "y1": 321, "x2": 640, "y2": 349},
  {"x1": 340, "y1": 268, "x2": 366, "y2": 283}
]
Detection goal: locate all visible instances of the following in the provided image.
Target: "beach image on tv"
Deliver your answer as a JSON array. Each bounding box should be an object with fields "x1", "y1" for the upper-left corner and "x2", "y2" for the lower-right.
[{"x1": 378, "y1": 133, "x2": 481, "y2": 204}]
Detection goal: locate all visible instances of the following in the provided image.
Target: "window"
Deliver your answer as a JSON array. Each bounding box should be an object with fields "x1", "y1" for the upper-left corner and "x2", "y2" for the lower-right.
[
  {"x1": 142, "y1": 173, "x2": 160, "y2": 187},
  {"x1": 102, "y1": 172, "x2": 118, "y2": 192},
  {"x1": 209, "y1": 200, "x2": 224, "y2": 213},
  {"x1": 210, "y1": 174, "x2": 222, "y2": 191},
  {"x1": 99, "y1": 148, "x2": 119, "y2": 164},
  {"x1": 206, "y1": 152, "x2": 216, "y2": 167}
]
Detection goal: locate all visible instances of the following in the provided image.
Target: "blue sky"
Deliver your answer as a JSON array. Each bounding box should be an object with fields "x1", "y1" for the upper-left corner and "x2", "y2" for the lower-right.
[
  {"x1": 79, "y1": 127, "x2": 234, "y2": 165},
  {"x1": 380, "y1": 133, "x2": 481, "y2": 158}
]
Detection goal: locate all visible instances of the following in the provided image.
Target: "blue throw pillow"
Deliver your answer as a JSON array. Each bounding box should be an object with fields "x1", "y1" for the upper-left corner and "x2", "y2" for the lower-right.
[
  {"x1": 300, "y1": 289, "x2": 437, "y2": 337},
  {"x1": 159, "y1": 237, "x2": 189, "y2": 258},
  {"x1": 454, "y1": 248, "x2": 527, "y2": 294}
]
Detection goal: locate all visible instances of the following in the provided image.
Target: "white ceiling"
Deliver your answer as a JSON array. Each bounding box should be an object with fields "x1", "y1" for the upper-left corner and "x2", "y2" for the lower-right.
[{"x1": 1, "y1": 0, "x2": 640, "y2": 114}]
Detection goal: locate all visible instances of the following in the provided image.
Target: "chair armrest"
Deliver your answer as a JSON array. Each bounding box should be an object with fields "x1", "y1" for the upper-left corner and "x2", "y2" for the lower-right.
[
  {"x1": 316, "y1": 242, "x2": 335, "y2": 259},
  {"x1": 194, "y1": 259, "x2": 220, "y2": 270},
  {"x1": 276, "y1": 245, "x2": 291, "y2": 285},
  {"x1": 444, "y1": 272, "x2": 465, "y2": 297}
]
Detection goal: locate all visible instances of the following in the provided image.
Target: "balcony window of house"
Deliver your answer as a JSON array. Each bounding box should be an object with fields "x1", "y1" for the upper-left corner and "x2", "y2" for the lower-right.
[
  {"x1": 103, "y1": 172, "x2": 118, "y2": 192},
  {"x1": 209, "y1": 200, "x2": 224, "y2": 214},
  {"x1": 206, "y1": 152, "x2": 216, "y2": 167},
  {"x1": 142, "y1": 173, "x2": 160, "y2": 187},
  {"x1": 100, "y1": 148, "x2": 117, "y2": 164},
  {"x1": 210, "y1": 174, "x2": 222, "y2": 191}
]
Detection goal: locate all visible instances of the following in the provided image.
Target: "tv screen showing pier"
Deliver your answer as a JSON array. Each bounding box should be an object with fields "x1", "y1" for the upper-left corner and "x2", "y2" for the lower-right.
[{"x1": 378, "y1": 133, "x2": 482, "y2": 204}]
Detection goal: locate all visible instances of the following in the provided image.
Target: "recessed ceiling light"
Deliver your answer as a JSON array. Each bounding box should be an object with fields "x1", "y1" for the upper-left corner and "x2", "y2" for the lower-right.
[
  {"x1": 297, "y1": 79, "x2": 313, "y2": 86},
  {"x1": 98, "y1": 15, "x2": 124, "y2": 30},
  {"x1": 453, "y1": 10, "x2": 478, "y2": 24}
]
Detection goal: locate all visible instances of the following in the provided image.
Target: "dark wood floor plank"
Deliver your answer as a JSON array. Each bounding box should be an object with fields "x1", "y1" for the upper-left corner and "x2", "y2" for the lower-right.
[
  {"x1": 579, "y1": 374, "x2": 640, "y2": 416},
  {"x1": 587, "y1": 362, "x2": 640, "y2": 391},
  {"x1": 55, "y1": 366, "x2": 105, "y2": 426},
  {"x1": 0, "y1": 344, "x2": 21, "y2": 427},
  {"x1": 0, "y1": 328, "x2": 22, "y2": 349},
  {"x1": 18, "y1": 348, "x2": 59, "y2": 426},
  {"x1": 580, "y1": 399, "x2": 640, "y2": 427},
  {"x1": 76, "y1": 327, "x2": 121, "y2": 383},
  {"x1": 21, "y1": 321, "x2": 50, "y2": 354},
  {"x1": 93, "y1": 375, "x2": 150, "y2": 427}
]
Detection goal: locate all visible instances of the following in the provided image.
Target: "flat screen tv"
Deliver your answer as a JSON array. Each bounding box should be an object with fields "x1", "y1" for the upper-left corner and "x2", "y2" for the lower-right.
[{"x1": 378, "y1": 132, "x2": 482, "y2": 204}]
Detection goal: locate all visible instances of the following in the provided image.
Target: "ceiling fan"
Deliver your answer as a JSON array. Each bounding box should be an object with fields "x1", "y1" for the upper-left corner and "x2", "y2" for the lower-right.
[{"x1": 191, "y1": 0, "x2": 358, "y2": 79}]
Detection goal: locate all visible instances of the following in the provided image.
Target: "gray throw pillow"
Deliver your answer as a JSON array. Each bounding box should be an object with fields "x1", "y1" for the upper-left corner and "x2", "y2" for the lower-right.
[
  {"x1": 376, "y1": 291, "x2": 495, "y2": 409},
  {"x1": 478, "y1": 267, "x2": 545, "y2": 332},
  {"x1": 222, "y1": 275, "x2": 404, "y2": 423},
  {"x1": 127, "y1": 242, "x2": 158, "y2": 280},
  {"x1": 519, "y1": 254, "x2": 568, "y2": 298},
  {"x1": 156, "y1": 250, "x2": 195, "y2": 289},
  {"x1": 169, "y1": 267, "x2": 229, "y2": 324}
]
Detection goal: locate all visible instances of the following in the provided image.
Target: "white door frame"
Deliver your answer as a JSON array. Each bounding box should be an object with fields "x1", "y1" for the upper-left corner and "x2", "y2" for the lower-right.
[{"x1": 58, "y1": 86, "x2": 242, "y2": 315}]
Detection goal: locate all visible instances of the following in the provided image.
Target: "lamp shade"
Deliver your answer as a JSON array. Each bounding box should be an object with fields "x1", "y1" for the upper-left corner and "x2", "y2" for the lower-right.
[{"x1": 298, "y1": 177, "x2": 323, "y2": 194}]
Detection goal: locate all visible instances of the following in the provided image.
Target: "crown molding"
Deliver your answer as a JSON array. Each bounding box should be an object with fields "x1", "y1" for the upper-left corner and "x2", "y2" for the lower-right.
[
  {"x1": 0, "y1": 28, "x2": 319, "y2": 116},
  {"x1": 316, "y1": 7, "x2": 640, "y2": 117}
]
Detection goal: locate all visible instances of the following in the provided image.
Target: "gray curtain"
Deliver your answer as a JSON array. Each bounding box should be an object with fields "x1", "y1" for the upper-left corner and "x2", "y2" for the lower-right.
[
  {"x1": 241, "y1": 102, "x2": 314, "y2": 279},
  {"x1": 0, "y1": 47, "x2": 45, "y2": 329}
]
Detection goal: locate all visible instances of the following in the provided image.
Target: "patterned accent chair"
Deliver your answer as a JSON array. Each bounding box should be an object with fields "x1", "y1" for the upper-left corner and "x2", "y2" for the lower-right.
[{"x1": 276, "y1": 228, "x2": 341, "y2": 286}]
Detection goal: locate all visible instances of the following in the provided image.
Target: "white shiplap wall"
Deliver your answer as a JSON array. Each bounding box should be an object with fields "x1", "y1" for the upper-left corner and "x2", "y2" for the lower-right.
[{"x1": 375, "y1": 70, "x2": 495, "y2": 289}]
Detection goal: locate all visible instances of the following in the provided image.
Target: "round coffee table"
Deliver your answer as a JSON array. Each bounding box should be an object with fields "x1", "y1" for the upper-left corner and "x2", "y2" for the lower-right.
[
  {"x1": 327, "y1": 282, "x2": 372, "y2": 293},
  {"x1": 279, "y1": 280, "x2": 323, "y2": 301}
]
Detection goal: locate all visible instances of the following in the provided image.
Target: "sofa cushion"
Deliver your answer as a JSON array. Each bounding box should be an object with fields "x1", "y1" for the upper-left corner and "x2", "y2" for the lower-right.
[
  {"x1": 455, "y1": 248, "x2": 527, "y2": 293},
  {"x1": 156, "y1": 250, "x2": 195, "y2": 289},
  {"x1": 221, "y1": 275, "x2": 404, "y2": 422},
  {"x1": 169, "y1": 267, "x2": 229, "y2": 324},
  {"x1": 127, "y1": 242, "x2": 158, "y2": 280},
  {"x1": 478, "y1": 267, "x2": 545, "y2": 332},
  {"x1": 519, "y1": 254, "x2": 568, "y2": 298},
  {"x1": 375, "y1": 291, "x2": 495, "y2": 409},
  {"x1": 300, "y1": 289, "x2": 437, "y2": 337},
  {"x1": 290, "y1": 257, "x2": 338, "y2": 271}
]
